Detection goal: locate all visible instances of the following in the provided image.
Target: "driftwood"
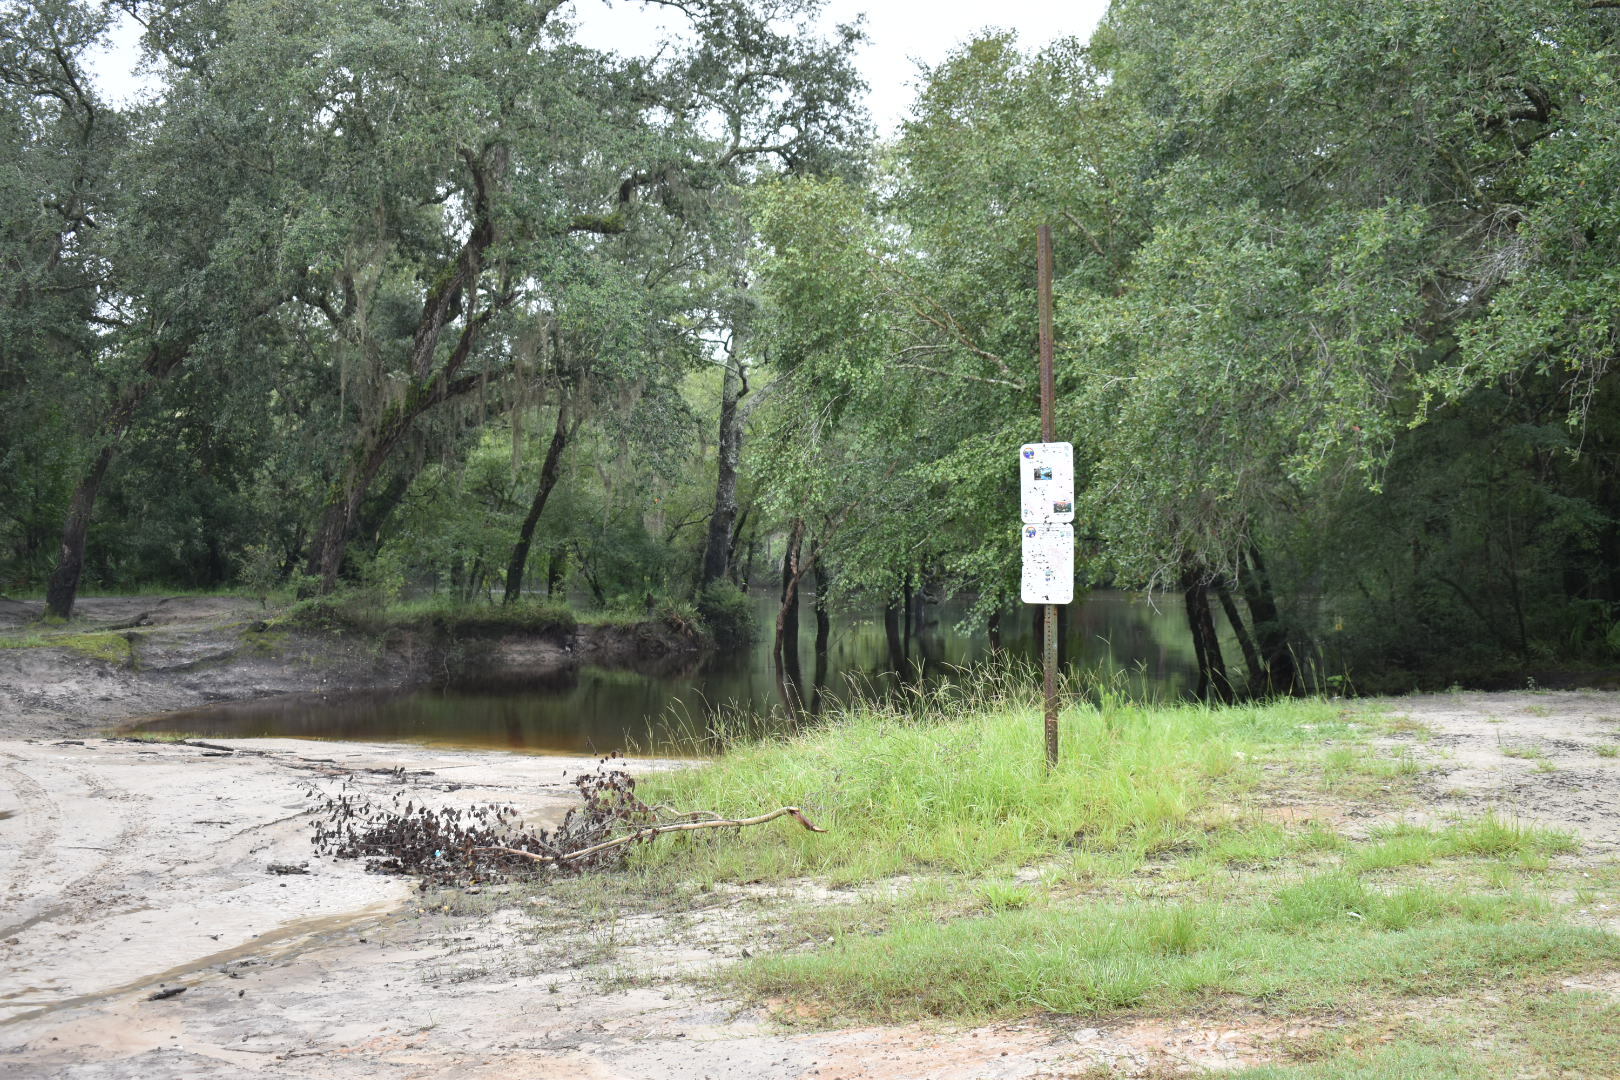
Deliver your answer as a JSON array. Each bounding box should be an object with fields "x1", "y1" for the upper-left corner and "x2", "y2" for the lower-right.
[{"x1": 474, "y1": 806, "x2": 825, "y2": 865}]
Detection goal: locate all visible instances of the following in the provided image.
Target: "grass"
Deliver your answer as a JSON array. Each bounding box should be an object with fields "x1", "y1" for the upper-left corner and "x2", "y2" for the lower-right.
[
  {"x1": 636, "y1": 689, "x2": 1360, "y2": 884},
  {"x1": 117, "y1": 730, "x2": 196, "y2": 743},
  {"x1": 0, "y1": 631, "x2": 52, "y2": 649},
  {"x1": 601, "y1": 684, "x2": 1619, "y2": 1078},
  {"x1": 0, "y1": 627, "x2": 133, "y2": 663},
  {"x1": 729, "y1": 881, "x2": 1611, "y2": 1020}
]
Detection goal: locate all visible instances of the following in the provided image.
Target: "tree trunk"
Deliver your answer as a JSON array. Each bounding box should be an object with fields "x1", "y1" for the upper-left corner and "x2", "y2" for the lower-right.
[
  {"x1": 901, "y1": 575, "x2": 914, "y2": 656},
  {"x1": 987, "y1": 609, "x2": 1003, "y2": 652},
  {"x1": 814, "y1": 562, "x2": 831, "y2": 659},
  {"x1": 574, "y1": 542, "x2": 606, "y2": 606},
  {"x1": 1239, "y1": 545, "x2": 1298, "y2": 694},
  {"x1": 699, "y1": 349, "x2": 748, "y2": 588},
  {"x1": 884, "y1": 597, "x2": 904, "y2": 671},
  {"x1": 546, "y1": 547, "x2": 566, "y2": 596},
  {"x1": 45, "y1": 338, "x2": 192, "y2": 619},
  {"x1": 810, "y1": 562, "x2": 830, "y2": 717},
  {"x1": 305, "y1": 436, "x2": 400, "y2": 594},
  {"x1": 725, "y1": 504, "x2": 751, "y2": 585},
  {"x1": 773, "y1": 518, "x2": 805, "y2": 716},
  {"x1": 1215, "y1": 579, "x2": 1265, "y2": 692},
  {"x1": 1183, "y1": 575, "x2": 1233, "y2": 703},
  {"x1": 44, "y1": 446, "x2": 115, "y2": 620},
  {"x1": 775, "y1": 520, "x2": 804, "y2": 667},
  {"x1": 303, "y1": 147, "x2": 507, "y2": 594},
  {"x1": 504, "y1": 397, "x2": 574, "y2": 604}
]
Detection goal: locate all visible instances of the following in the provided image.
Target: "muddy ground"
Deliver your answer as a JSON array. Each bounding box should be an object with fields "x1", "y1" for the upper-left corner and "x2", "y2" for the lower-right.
[{"x1": 0, "y1": 666, "x2": 1616, "y2": 1076}]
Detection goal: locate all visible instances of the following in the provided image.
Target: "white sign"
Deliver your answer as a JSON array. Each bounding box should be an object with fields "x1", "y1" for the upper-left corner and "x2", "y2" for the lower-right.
[
  {"x1": 1021, "y1": 524, "x2": 1074, "y2": 605},
  {"x1": 1020, "y1": 442, "x2": 1074, "y2": 524}
]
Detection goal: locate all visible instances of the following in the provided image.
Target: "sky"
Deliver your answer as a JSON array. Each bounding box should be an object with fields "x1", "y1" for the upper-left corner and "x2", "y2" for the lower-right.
[{"x1": 87, "y1": 0, "x2": 1111, "y2": 134}]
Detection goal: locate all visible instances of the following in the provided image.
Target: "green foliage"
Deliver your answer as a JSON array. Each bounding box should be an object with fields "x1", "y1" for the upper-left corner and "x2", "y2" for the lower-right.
[
  {"x1": 281, "y1": 592, "x2": 576, "y2": 639},
  {"x1": 694, "y1": 581, "x2": 756, "y2": 650}
]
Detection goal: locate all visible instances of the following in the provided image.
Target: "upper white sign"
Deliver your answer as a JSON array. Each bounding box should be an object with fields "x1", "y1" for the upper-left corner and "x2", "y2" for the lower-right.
[{"x1": 1019, "y1": 442, "x2": 1074, "y2": 524}]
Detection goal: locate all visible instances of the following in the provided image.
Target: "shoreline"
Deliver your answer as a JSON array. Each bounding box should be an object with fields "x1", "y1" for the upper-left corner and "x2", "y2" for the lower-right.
[{"x1": 0, "y1": 594, "x2": 707, "y2": 742}]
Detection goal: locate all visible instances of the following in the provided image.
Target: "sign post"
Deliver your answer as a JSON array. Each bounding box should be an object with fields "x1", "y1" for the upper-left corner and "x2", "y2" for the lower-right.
[{"x1": 1032, "y1": 226, "x2": 1062, "y2": 768}]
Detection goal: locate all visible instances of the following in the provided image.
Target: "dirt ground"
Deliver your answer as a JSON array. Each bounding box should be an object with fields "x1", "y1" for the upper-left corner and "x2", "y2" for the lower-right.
[
  {"x1": 0, "y1": 688, "x2": 1616, "y2": 1078},
  {"x1": 0, "y1": 596, "x2": 412, "y2": 741}
]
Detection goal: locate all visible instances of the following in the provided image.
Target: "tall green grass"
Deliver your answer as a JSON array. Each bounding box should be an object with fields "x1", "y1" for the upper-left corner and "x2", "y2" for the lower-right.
[{"x1": 637, "y1": 685, "x2": 1357, "y2": 882}]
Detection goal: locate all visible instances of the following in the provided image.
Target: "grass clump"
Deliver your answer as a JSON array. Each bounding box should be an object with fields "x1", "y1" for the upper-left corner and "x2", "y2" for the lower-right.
[
  {"x1": 0, "y1": 631, "x2": 52, "y2": 649},
  {"x1": 731, "y1": 878, "x2": 1610, "y2": 1021},
  {"x1": 1346, "y1": 818, "x2": 1577, "y2": 873},
  {"x1": 637, "y1": 693, "x2": 1354, "y2": 883}
]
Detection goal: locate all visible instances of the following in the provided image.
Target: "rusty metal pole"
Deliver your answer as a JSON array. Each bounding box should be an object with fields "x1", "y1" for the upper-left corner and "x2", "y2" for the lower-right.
[{"x1": 1037, "y1": 225, "x2": 1059, "y2": 769}]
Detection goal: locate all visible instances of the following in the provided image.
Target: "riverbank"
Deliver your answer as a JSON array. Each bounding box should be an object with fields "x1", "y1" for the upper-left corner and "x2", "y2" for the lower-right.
[
  {"x1": 1, "y1": 689, "x2": 1616, "y2": 1078},
  {"x1": 0, "y1": 595, "x2": 707, "y2": 741}
]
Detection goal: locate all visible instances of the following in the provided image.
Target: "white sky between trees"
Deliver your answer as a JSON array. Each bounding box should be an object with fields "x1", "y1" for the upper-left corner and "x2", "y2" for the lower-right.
[{"x1": 85, "y1": 0, "x2": 1110, "y2": 135}]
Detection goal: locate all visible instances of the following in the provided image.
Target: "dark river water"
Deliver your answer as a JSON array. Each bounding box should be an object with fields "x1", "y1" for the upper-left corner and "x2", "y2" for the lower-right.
[{"x1": 129, "y1": 590, "x2": 1226, "y2": 755}]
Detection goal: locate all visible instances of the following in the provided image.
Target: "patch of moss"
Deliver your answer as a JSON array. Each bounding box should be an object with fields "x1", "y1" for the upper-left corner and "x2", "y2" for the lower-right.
[{"x1": 57, "y1": 632, "x2": 133, "y2": 665}]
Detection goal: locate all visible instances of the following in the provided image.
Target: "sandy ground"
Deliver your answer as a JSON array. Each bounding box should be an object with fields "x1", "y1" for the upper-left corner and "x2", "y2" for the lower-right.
[
  {"x1": 0, "y1": 690, "x2": 1616, "y2": 1078},
  {"x1": 1372, "y1": 689, "x2": 1620, "y2": 855}
]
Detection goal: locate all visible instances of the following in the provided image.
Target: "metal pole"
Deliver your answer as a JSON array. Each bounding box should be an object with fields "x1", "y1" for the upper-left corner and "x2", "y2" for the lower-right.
[{"x1": 1037, "y1": 225, "x2": 1058, "y2": 769}]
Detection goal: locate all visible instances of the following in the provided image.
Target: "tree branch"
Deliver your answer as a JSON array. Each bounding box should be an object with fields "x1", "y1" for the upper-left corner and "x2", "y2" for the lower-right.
[
  {"x1": 893, "y1": 361, "x2": 1026, "y2": 391},
  {"x1": 473, "y1": 806, "x2": 826, "y2": 864}
]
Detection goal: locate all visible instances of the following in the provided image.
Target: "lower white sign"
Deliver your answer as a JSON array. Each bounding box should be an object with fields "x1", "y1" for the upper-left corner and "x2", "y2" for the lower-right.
[{"x1": 1021, "y1": 524, "x2": 1074, "y2": 605}]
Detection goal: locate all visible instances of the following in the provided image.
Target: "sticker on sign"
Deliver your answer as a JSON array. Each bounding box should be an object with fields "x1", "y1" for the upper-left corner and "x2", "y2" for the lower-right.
[
  {"x1": 1021, "y1": 523, "x2": 1074, "y2": 605},
  {"x1": 1020, "y1": 442, "x2": 1074, "y2": 523}
]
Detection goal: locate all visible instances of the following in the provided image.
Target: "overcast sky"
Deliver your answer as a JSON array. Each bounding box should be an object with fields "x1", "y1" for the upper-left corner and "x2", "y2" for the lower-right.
[{"x1": 87, "y1": 1, "x2": 1109, "y2": 134}]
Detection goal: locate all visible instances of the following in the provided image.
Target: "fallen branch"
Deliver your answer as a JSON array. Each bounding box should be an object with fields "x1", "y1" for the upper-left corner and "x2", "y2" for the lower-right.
[
  {"x1": 473, "y1": 806, "x2": 826, "y2": 865},
  {"x1": 312, "y1": 759, "x2": 826, "y2": 886},
  {"x1": 101, "y1": 611, "x2": 154, "y2": 631}
]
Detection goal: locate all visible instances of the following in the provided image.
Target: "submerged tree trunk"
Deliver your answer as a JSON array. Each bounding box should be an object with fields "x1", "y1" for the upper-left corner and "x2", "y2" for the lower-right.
[
  {"x1": 884, "y1": 597, "x2": 904, "y2": 671},
  {"x1": 503, "y1": 396, "x2": 575, "y2": 604},
  {"x1": 1215, "y1": 579, "x2": 1265, "y2": 691},
  {"x1": 814, "y1": 562, "x2": 831, "y2": 659},
  {"x1": 699, "y1": 347, "x2": 748, "y2": 589},
  {"x1": 1239, "y1": 545, "x2": 1298, "y2": 694},
  {"x1": 773, "y1": 518, "x2": 806, "y2": 716},
  {"x1": 810, "y1": 563, "x2": 831, "y2": 717},
  {"x1": 1183, "y1": 573, "x2": 1233, "y2": 703},
  {"x1": 901, "y1": 575, "x2": 914, "y2": 657}
]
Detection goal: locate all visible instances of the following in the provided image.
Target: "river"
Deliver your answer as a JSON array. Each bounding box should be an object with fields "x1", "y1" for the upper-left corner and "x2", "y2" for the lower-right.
[{"x1": 131, "y1": 589, "x2": 1227, "y2": 754}]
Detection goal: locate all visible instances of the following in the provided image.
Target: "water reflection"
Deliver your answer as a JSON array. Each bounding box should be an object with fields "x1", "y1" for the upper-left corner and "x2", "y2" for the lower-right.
[{"x1": 129, "y1": 589, "x2": 1231, "y2": 755}]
